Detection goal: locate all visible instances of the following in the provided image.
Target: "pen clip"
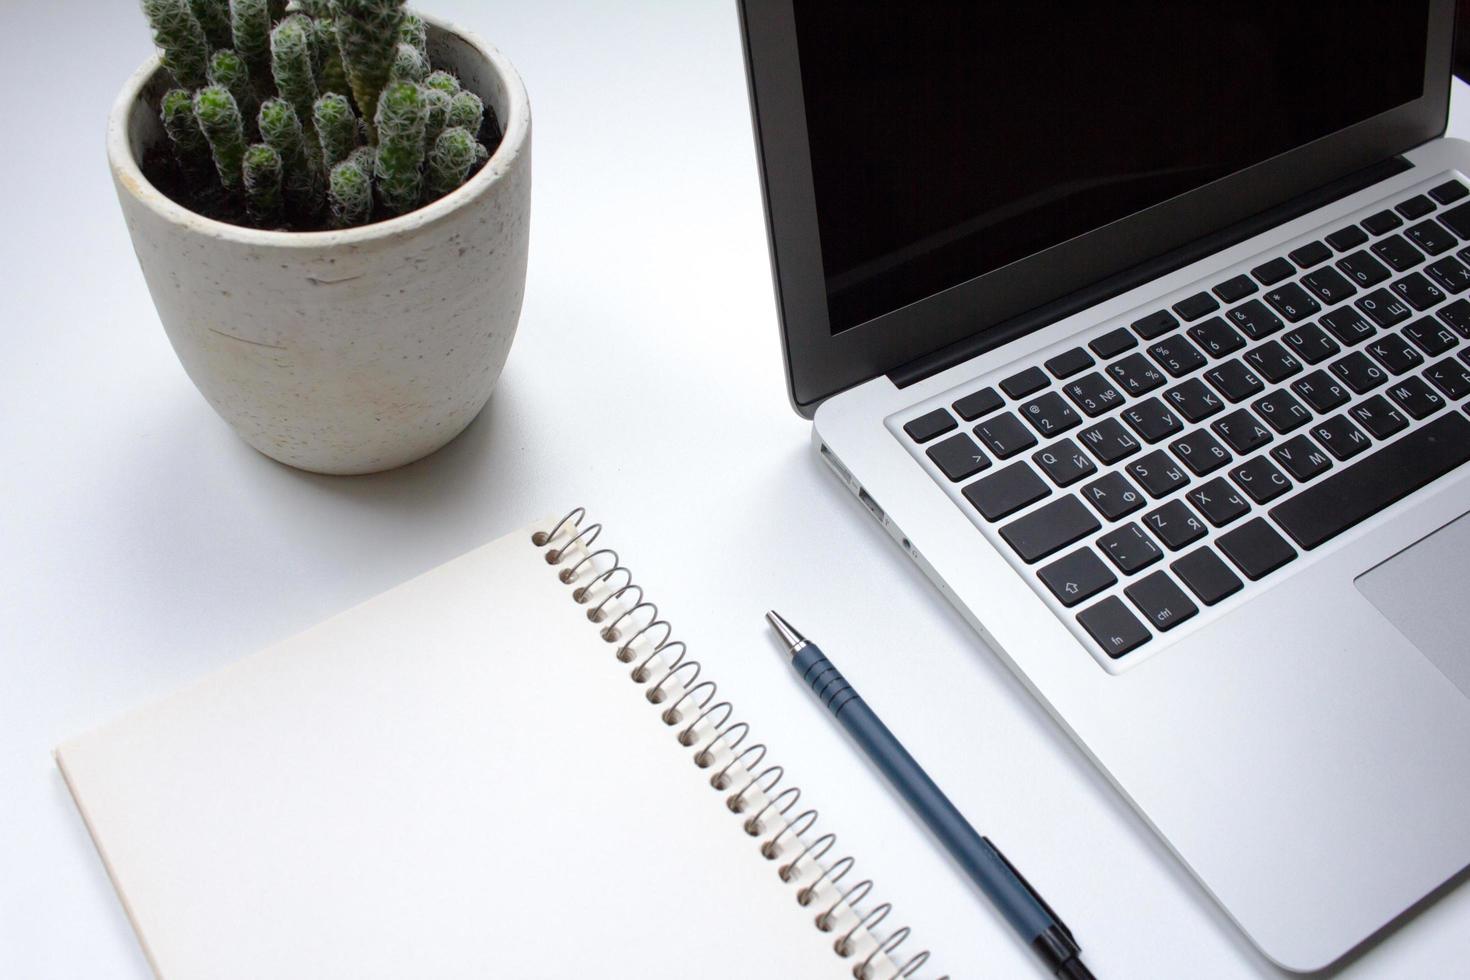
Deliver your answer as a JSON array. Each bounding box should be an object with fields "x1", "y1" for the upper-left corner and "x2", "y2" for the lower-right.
[{"x1": 982, "y1": 836, "x2": 1074, "y2": 943}]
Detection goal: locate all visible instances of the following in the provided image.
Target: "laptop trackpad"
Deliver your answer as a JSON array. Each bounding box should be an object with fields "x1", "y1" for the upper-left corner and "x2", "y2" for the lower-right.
[{"x1": 1356, "y1": 512, "x2": 1470, "y2": 700}]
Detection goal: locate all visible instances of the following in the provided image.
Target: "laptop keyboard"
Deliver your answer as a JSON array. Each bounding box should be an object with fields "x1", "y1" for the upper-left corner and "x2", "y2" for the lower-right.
[{"x1": 899, "y1": 176, "x2": 1470, "y2": 663}]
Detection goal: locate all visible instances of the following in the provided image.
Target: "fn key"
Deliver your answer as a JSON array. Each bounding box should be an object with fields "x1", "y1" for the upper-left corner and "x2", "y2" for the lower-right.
[{"x1": 1078, "y1": 597, "x2": 1151, "y2": 658}]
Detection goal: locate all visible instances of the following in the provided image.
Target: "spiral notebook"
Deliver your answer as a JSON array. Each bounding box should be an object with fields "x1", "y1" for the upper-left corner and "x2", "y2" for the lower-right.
[{"x1": 56, "y1": 510, "x2": 944, "y2": 979}]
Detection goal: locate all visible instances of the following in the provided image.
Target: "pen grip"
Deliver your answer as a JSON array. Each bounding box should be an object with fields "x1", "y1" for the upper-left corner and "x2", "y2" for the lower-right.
[{"x1": 792, "y1": 644, "x2": 1059, "y2": 943}]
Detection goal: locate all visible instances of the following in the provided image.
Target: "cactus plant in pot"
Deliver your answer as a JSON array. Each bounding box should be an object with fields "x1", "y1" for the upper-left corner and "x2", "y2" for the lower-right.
[{"x1": 111, "y1": 0, "x2": 531, "y2": 474}]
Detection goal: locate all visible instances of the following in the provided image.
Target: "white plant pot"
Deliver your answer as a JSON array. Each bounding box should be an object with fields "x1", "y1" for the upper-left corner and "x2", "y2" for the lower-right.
[{"x1": 108, "y1": 18, "x2": 531, "y2": 475}]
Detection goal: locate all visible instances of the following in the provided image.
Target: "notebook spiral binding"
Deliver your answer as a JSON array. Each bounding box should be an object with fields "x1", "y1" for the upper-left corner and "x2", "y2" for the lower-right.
[{"x1": 534, "y1": 508, "x2": 946, "y2": 980}]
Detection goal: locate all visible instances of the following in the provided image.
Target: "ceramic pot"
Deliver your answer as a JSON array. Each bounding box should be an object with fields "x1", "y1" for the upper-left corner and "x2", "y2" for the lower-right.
[{"x1": 108, "y1": 18, "x2": 531, "y2": 475}]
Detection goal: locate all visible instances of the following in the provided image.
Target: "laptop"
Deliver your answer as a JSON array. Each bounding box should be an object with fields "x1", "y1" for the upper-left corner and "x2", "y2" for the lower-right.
[{"x1": 739, "y1": 1, "x2": 1470, "y2": 971}]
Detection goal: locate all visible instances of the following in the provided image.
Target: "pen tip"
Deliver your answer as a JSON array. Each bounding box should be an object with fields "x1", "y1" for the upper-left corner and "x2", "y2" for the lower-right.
[{"x1": 765, "y1": 610, "x2": 805, "y2": 653}]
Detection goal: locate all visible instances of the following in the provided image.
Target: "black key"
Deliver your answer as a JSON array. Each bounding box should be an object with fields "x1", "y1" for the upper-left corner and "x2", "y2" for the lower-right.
[
  {"x1": 1243, "y1": 340, "x2": 1302, "y2": 383},
  {"x1": 1387, "y1": 377, "x2": 1445, "y2": 419},
  {"x1": 1335, "y1": 250, "x2": 1391, "y2": 289},
  {"x1": 1078, "y1": 597, "x2": 1151, "y2": 658},
  {"x1": 1288, "y1": 241, "x2": 1331, "y2": 269},
  {"x1": 1125, "y1": 571, "x2": 1198, "y2": 631},
  {"x1": 1230, "y1": 455, "x2": 1292, "y2": 504},
  {"x1": 1252, "y1": 389, "x2": 1312, "y2": 434},
  {"x1": 1439, "y1": 200, "x2": 1470, "y2": 238},
  {"x1": 1396, "y1": 195, "x2": 1435, "y2": 220},
  {"x1": 904, "y1": 409, "x2": 956, "y2": 443},
  {"x1": 974, "y1": 412, "x2": 1039, "y2": 459},
  {"x1": 1300, "y1": 267, "x2": 1356, "y2": 305},
  {"x1": 1187, "y1": 477, "x2": 1251, "y2": 527},
  {"x1": 1039, "y1": 547, "x2": 1117, "y2": 607},
  {"x1": 1205, "y1": 359, "x2": 1265, "y2": 403},
  {"x1": 1134, "y1": 310, "x2": 1182, "y2": 340},
  {"x1": 1171, "y1": 548, "x2": 1243, "y2": 606},
  {"x1": 1077, "y1": 417, "x2": 1141, "y2": 465},
  {"x1": 1440, "y1": 298, "x2": 1470, "y2": 338},
  {"x1": 1019, "y1": 391, "x2": 1081, "y2": 437},
  {"x1": 1251, "y1": 256, "x2": 1295, "y2": 285},
  {"x1": 1171, "y1": 293, "x2": 1218, "y2": 322},
  {"x1": 1281, "y1": 322, "x2": 1341, "y2": 365},
  {"x1": 1361, "y1": 209, "x2": 1404, "y2": 235},
  {"x1": 1212, "y1": 407, "x2": 1273, "y2": 453},
  {"x1": 1355, "y1": 289, "x2": 1413, "y2": 328},
  {"x1": 953, "y1": 386, "x2": 1004, "y2": 421},
  {"x1": 1217, "y1": 518, "x2": 1296, "y2": 581},
  {"x1": 926, "y1": 433, "x2": 991, "y2": 482},
  {"x1": 1062, "y1": 373, "x2": 1125, "y2": 417},
  {"x1": 1406, "y1": 220, "x2": 1457, "y2": 256},
  {"x1": 1347, "y1": 394, "x2": 1409, "y2": 438},
  {"x1": 1365, "y1": 332, "x2": 1424, "y2": 375},
  {"x1": 1121, "y1": 397, "x2": 1183, "y2": 444},
  {"x1": 1425, "y1": 256, "x2": 1470, "y2": 294},
  {"x1": 1126, "y1": 450, "x2": 1189, "y2": 498},
  {"x1": 1106, "y1": 352, "x2": 1167, "y2": 396},
  {"x1": 1403, "y1": 317, "x2": 1459, "y2": 357},
  {"x1": 1045, "y1": 347, "x2": 1095, "y2": 379},
  {"x1": 1263, "y1": 283, "x2": 1320, "y2": 323},
  {"x1": 1097, "y1": 522, "x2": 1164, "y2": 574},
  {"x1": 1325, "y1": 225, "x2": 1368, "y2": 251},
  {"x1": 1429, "y1": 180, "x2": 1469, "y2": 205},
  {"x1": 1188, "y1": 316, "x2": 1246, "y2": 357},
  {"x1": 1330, "y1": 350, "x2": 1388, "y2": 393},
  {"x1": 1090, "y1": 327, "x2": 1138, "y2": 358},
  {"x1": 1272, "y1": 412, "x2": 1470, "y2": 549},
  {"x1": 1226, "y1": 298, "x2": 1286, "y2": 340},
  {"x1": 1320, "y1": 307, "x2": 1376, "y2": 346},
  {"x1": 1390, "y1": 272, "x2": 1445, "y2": 312},
  {"x1": 1080, "y1": 471, "x2": 1146, "y2": 521},
  {"x1": 1143, "y1": 500, "x2": 1207, "y2": 551},
  {"x1": 1272, "y1": 434, "x2": 1333, "y2": 482},
  {"x1": 1213, "y1": 275, "x2": 1257, "y2": 302},
  {"x1": 1163, "y1": 377, "x2": 1225, "y2": 422},
  {"x1": 1370, "y1": 234, "x2": 1424, "y2": 272},
  {"x1": 1032, "y1": 438, "x2": 1097, "y2": 487},
  {"x1": 962, "y1": 461, "x2": 1050, "y2": 521},
  {"x1": 1292, "y1": 371, "x2": 1351, "y2": 413},
  {"x1": 1169, "y1": 428, "x2": 1232, "y2": 475},
  {"x1": 1000, "y1": 496, "x2": 1101, "y2": 564},
  {"x1": 1425, "y1": 357, "x2": 1470, "y2": 400},
  {"x1": 1147, "y1": 334, "x2": 1207, "y2": 378},
  {"x1": 1311, "y1": 414, "x2": 1372, "y2": 460},
  {"x1": 1000, "y1": 366, "x2": 1049, "y2": 399}
]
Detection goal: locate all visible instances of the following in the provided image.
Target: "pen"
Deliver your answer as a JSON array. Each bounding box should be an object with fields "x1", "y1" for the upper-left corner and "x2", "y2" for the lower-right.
[{"x1": 766, "y1": 611, "x2": 1097, "y2": 980}]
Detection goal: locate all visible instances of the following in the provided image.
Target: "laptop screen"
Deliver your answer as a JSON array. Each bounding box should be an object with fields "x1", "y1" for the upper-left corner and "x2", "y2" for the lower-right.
[{"x1": 795, "y1": 4, "x2": 1431, "y2": 335}]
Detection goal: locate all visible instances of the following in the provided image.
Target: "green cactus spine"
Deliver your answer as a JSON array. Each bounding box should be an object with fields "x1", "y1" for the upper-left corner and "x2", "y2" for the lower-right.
[
  {"x1": 208, "y1": 49, "x2": 260, "y2": 134},
  {"x1": 258, "y1": 97, "x2": 322, "y2": 219},
  {"x1": 399, "y1": 11, "x2": 427, "y2": 60},
  {"x1": 424, "y1": 125, "x2": 476, "y2": 202},
  {"x1": 242, "y1": 143, "x2": 285, "y2": 226},
  {"x1": 270, "y1": 15, "x2": 319, "y2": 131},
  {"x1": 313, "y1": 93, "x2": 358, "y2": 171},
  {"x1": 372, "y1": 79, "x2": 427, "y2": 215},
  {"x1": 140, "y1": 0, "x2": 210, "y2": 90},
  {"x1": 389, "y1": 41, "x2": 427, "y2": 84},
  {"x1": 333, "y1": 0, "x2": 407, "y2": 137},
  {"x1": 193, "y1": 84, "x2": 247, "y2": 194},
  {"x1": 161, "y1": 88, "x2": 212, "y2": 176},
  {"x1": 445, "y1": 89, "x2": 483, "y2": 135},
  {"x1": 328, "y1": 157, "x2": 373, "y2": 228},
  {"x1": 188, "y1": 0, "x2": 232, "y2": 50}
]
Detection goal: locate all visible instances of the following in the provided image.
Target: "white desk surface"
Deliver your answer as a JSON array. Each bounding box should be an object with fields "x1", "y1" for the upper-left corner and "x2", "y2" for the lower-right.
[{"x1": 4, "y1": 3, "x2": 1468, "y2": 976}]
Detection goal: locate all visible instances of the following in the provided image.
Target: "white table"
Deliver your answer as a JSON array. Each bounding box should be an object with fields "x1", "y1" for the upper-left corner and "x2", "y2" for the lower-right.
[{"x1": 5, "y1": 3, "x2": 1469, "y2": 976}]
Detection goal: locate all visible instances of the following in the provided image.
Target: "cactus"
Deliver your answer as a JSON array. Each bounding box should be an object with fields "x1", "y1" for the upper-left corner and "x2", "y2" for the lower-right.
[
  {"x1": 230, "y1": 0, "x2": 273, "y2": 87},
  {"x1": 208, "y1": 50, "x2": 260, "y2": 133},
  {"x1": 328, "y1": 157, "x2": 373, "y2": 227},
  {"x1": 141, "y1": 0, "x2": 210, "y2": 90},
  {"x1": 445, "y1": 89, "x2": 482, "y2": 136},
  {"x1": 313, "y1": 92, "x2": 358, "y2": 170},
  {"x1": 425, "y1": 126, "x2": 475, "y2": 202},
  {"x1": 422, "y1": 85, "x2": 451, "y2": 148},
  {"x1": 423, "y1": 69, "x2": 458, "y2": 94},
  {"x1": 399, "y1": 11, "x2": 427, "y2": 60},
  {"x1": 334, "y1": 0, "x2": 407, "y2": 136},
  {"x1": 242, "y1": 143, "x2": 284, "y2": 225},
  {"x1": 258, "y1": 97, "x2": 322, "y2": 219},
  {"x1": 188, "y1": 0, "x2": 232, "y2": 50},
  {"x1": 473, "y1": 141, "x2": 489, "y2": 167},
  {"x1": 270, "y1": 15, "x2": 319, "y2": 130},
  {"x1": 372, "y1": 80, "x2": 427, "y2": 215},
  {"x1": 389, "y1": 41, "x2": 427, "y2": 84},
  {"x1": 292, "y1": 0, "x2": 332, "y2": 15},
  {"x1": 161, "y1": 88, "x2": 212, "y2": 176},
  {"x1": 313, "y1": 17, "x2": 349, "y2": 95},
  {"x1": 193, "y1": 84, "x2": 247, "y2": 193}
]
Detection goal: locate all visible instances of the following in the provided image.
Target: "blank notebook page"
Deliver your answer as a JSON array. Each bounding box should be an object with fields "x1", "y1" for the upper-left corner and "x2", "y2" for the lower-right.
[{"x1": 57, "y1": 518, "x2": 904, "y2": 978}]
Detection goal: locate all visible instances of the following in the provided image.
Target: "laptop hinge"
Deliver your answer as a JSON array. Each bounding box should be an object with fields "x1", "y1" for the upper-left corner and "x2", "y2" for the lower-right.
[{"x1": 887, "y1": 155, "x2": 1412, "y2": 389}]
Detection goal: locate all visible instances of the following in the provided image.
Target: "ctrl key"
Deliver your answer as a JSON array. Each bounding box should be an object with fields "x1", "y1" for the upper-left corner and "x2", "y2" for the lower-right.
[{"x1": 1078, "y1": 597, "x2": 1151, "y2": 658}]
